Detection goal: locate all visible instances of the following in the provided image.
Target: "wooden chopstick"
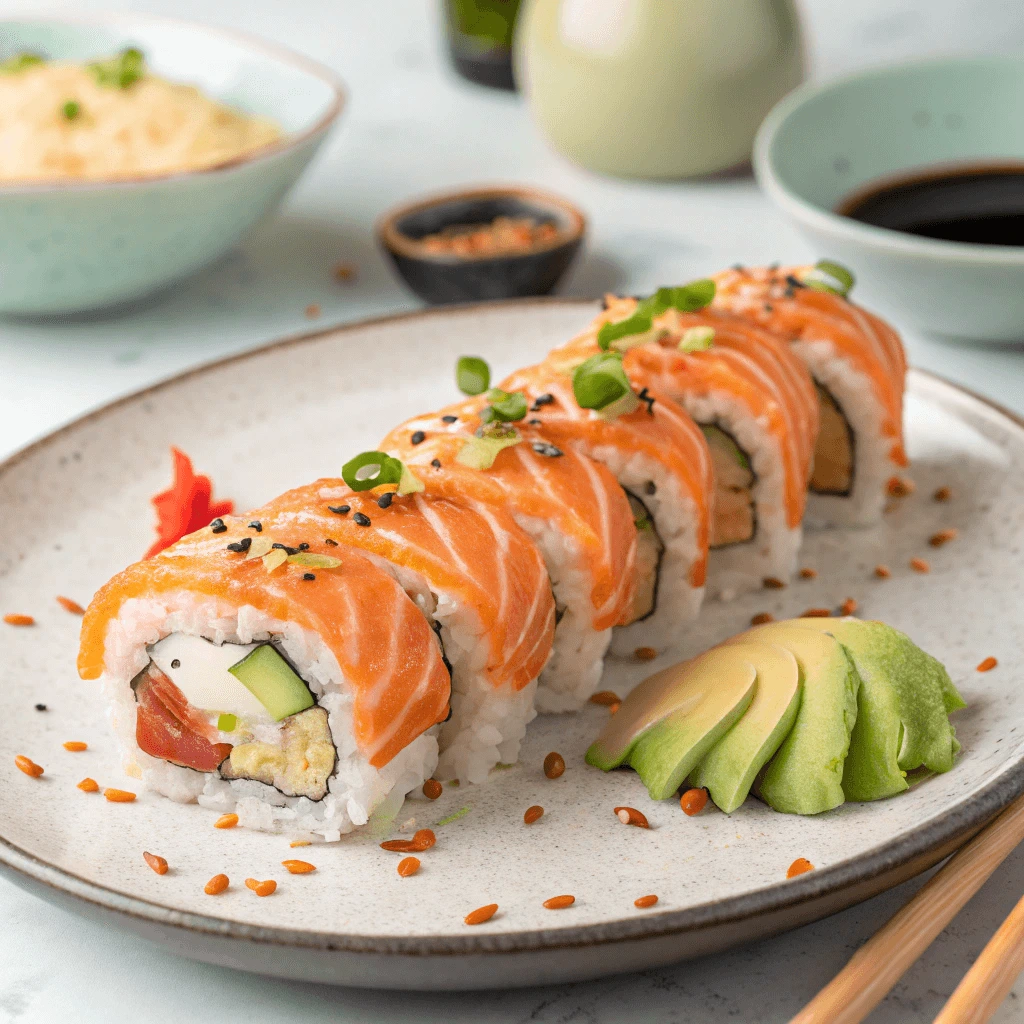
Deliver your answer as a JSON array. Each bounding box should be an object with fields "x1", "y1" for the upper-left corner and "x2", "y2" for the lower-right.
[
  {"x1": 933, "y1": 891, "x2": 1024, "y2": 1024},
  {"x1": 789, "y1": 792, "x2": 1024, "y2": 1024}
]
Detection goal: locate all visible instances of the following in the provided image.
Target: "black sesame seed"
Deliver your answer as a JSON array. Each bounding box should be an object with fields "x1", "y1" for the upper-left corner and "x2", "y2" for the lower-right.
[
  {"x1": 226, "y1": 537, "x2": 252, "y2": 553},
  {"x1": 324, "y1": 538, "x2": 338, "y2": 546},
  {"x1": 785, "y1": 274, "x2": 805, "y2": 290},
  {"x1": 328, "y1": 505, "x2": 350, "y2": 515},
  {"x1": 732, "y1": 263, "x2": 745, "y2": 272},
  {"x1": 644, "y1": 481, "x2": 657, "y2": 496},
  {"x1": 763, "y1": 303, "x2": 774, "y2": 313},
  {"x1": 531, "y1": 441, "x2": 563, "y2": 458},
  {"x1": 377, "y1": 492, "x2": 394, "y2": 509},
  {"x1": 531, "y1": 393, "x2": 554, "y2": 410},
  {"x1": 353, "y1": 512, "x2": 371, "y2": 527},
  {"x1": 210, "y1": 518, "x2": 227, "y2": 534},
  {"x1": 298, "y1": 542, "x2": 310, "y2": 551},
  {"x1": 441, "y1": 415, "x2": 458, "y2": 424},
  {"x1": 637, "y1": 387, "x2": 655, "y2": 414},
  {"x1": 171, "y1": 659, "x2": 181, "y2": 669},
  {"x1": 410, "y1": 430, "x2": 426, "y2": 445},
  {"x1": 272, "y1": 542, "x2": 300, "y2": 555},
  {"x1": 34, "y1": 703, "x2": 47, "y2": 712},
  {"x1": 248, "y1": 521, "x2": 263, "y2": 532},
  {"x1": 528, "y1": 418, "x2": 542, "y2": 426},
  {"x1": 430, "y1": 459, "x2": 441, "y2": 469},
  {"x1": 302, "y1": 572, "x2": 316, "y2": 581},
  {"x1": 784, "y1": 287, "x2": 795, "y2": 299},
  {"x1": 768, "y1": 261, "x2": 780, "y2": 272}
]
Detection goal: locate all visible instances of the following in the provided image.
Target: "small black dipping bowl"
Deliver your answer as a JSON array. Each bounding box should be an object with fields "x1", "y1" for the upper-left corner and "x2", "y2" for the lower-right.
[{"x1": 377, "y1": 185, "x2": 586, "y2": 305}]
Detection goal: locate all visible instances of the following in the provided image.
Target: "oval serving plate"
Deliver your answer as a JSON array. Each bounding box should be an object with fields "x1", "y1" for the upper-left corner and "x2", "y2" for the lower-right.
[{"x1": 0, "y1": 300, "x2": 1022, "y2": 991}]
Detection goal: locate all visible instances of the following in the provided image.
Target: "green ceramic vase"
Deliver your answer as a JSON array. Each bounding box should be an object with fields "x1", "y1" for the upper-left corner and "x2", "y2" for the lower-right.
[{"x1": 515, "y1": 0, "x2": 804, "y2": 179}]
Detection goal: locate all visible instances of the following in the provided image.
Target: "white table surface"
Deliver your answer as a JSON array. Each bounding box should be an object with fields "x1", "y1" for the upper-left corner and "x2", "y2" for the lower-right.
[{"x1": 3, "y1": 0, "x2": 1024, "y2": 1020}]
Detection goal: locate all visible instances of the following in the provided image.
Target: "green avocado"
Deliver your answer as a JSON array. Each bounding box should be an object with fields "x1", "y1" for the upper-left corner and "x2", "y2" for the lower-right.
[
  {"x1": 228, "y1": 644, "x2": 315, "y2": 722},
  {"x1": 728, "y1": 623, "x2": 859, "y2": 815},
  {"x1": 689, "y1": 642, "x2": 802, "y2": 813},
  {"x1": 586, "y1": 645, "x2": 758, "y2": 801},
  {"x1": 783, "y1": 618, "x2": 965, "y2": 802}
]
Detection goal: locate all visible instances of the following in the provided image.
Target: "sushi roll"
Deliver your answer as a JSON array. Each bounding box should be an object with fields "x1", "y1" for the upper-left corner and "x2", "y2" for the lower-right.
[
  {"x1": 500, "y1": 362, "x2": 712, "y2": 657},
  {"x1": 263, "y1": 476, "x2": 555, "y2": 783},
  {"x1": 78, "y1": 514, "x2": 452, "y2": 841},
  {"x1": 382, "y1": 395, "x2": 638, "y2": 712},
  {"x1": 712, "y1": 263, "x2": 907, "y2": 526},
  {"x1": 550, "y1": 290, "x2": 818, "y2": 599}
]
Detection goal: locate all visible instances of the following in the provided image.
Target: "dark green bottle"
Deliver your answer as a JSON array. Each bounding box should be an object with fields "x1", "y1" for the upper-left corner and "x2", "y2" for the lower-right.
[{"x1": 443, "y1": 0, "x2": 522, "y2": 91}]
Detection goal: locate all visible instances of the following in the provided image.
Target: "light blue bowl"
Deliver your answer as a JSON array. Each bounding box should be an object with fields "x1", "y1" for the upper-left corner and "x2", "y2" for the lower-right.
[
  {"x1": 755, "y1": 57, "x2": 1024, "y2": 343},
  {"x1": 0, "y1": 16, "x2": 344, "y2": 315}
]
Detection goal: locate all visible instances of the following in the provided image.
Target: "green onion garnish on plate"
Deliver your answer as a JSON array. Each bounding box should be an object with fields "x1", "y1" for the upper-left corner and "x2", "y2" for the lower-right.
[
  {"x1": 1, "y1": 52, "x2": 44, "y2": 74},
  {"x1": 61, "y1": 100, "x2": 81, "y2": 122},
  {"x1": 456, "y1": 422, "x2": 521, "y2": 470},
  {"x1": 456, "y1": 356, "x2": 490, "y2": 396},
  {"x1": 89, "y1": 47, "x2": 146, "y2": 89},
  {"x1": 803, "y1": 260, "x2": 855, "y2": 298},
  {"x1": 678, "y1": 325, "x2": 715, "y2": 352},
  {"x1": 480, "y1": 388, "x2": 527, "y2": 423},
  {"x1": 572, "y1": 352, "x2": 640, "y2": 418}
]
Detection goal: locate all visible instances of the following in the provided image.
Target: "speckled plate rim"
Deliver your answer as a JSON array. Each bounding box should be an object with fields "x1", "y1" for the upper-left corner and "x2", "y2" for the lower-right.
[
  {"x1": 0, "y1": 298, "x2": 1022, "y2": 959},
  {"x1": 0, "y1": 11, "x2": 346, "y2": 194}
]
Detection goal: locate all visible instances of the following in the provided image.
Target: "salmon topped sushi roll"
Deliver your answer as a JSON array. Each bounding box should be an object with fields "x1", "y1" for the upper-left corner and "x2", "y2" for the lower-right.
[
  {"x1": 79, "y1": 517, "x2": 451, "y2": 841},
  {"x1": 712, "y1": 263, "x2": 907, "y2": 526},
  {"x1": 550, "y1": 282, "x2": 818, "y2": 599},
  {"x1": 382, "y1": 388, "x2": 637, "y2": 712},
  {"x1": 500, "y1": 361, "x2": 712, "y2": 657},
  {"x1": 261, "y1": 477, "x2": 555, "y2": 783}
]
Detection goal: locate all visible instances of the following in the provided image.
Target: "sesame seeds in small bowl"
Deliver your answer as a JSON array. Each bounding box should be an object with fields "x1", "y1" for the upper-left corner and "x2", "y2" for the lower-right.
[{"x1": 377, "y1": 185, "x2": 586, "y2": 305}]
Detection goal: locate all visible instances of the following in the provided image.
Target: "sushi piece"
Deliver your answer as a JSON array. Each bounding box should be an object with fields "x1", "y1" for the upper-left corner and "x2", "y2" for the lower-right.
[
  {"x1": 381, "y1": 394, "x2": 638, "y2": 712},
  {"x1": 499, "y1": 362, "x2": 712, "y2": 656},
  {"x1": 712, "y1": 263, "x2": 907, "y2": 526},
  {"x1": 263, "y1": 476, "x2": 555, "y2": 783},
  {"x1": 549, "y1": 288, "x2": 818, "y2": 599},
  {"x1": 78, "y1": 515, "x2": 452, "y2": 841}
]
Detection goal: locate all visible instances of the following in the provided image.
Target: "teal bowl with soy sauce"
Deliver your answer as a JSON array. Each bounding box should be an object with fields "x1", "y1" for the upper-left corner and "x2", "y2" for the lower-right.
[
  {"x1": 0, "y1": 16, "x2": 344, "y2": 316},
  {"x1": 755, "y1": 57, "x2": 1024, "y2": 343}
]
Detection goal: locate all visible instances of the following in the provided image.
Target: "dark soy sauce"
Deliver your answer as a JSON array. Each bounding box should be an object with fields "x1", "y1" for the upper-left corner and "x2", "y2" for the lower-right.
[{"x1": 836, "y1": 163, "x2": 1024, "y2": 246}]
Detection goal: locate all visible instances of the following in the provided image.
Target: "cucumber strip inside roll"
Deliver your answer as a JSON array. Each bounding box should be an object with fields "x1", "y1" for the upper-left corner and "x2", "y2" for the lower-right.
[
  {"x1": 700, "y1": 424, "x2": 757, "y2": 548},
  {"x1": 809, "y1": 383, "x2": 855, "y2": 497},
  {"x1": 623, "y1": 490, "x2": 665, "y2": 623}
]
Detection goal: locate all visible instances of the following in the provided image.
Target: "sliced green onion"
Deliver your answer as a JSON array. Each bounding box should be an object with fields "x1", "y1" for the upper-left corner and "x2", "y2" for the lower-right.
[
  {"x1": 480, "y1": 388, "x2": 527, "y2": 423},
  {"x1": 596, "y1": 390, "x2": 640, "y2": 420},
  {"x1": 643, "y1": 279, "x2": 717, "y2": 315},
  {"x1": 597, "y1": 313, "x2": 652, "y2": 351},
  {"x1": 803, "y1": 260, "x2": 855, "y2": 297},
  {"x1": 89, "y1": 47, "x2": 146, "y2": 89},
  {"x1": 678, "y1": 326, "x2": 715, "y2": 352},
  {"x1": 456, "y1": 356, "x2": 490, "y2": 396},
  {"x1": 61, "y1": 100, "x2": 80, "y2": 121},
  {"x1": 0, "y1": 52, "x2": 44, "y2": 74},
  {"x1": 634, "y1": 515, "x2": 652, "y2": 531},
  {"x1": 217, "y1": 713, "x2": 237, "y2": 733},
  {"x1": 287, "y1": 553, "x2": 343, "y2": 569},
  {"x1": 342, "y1": 451, "x2": 403, "y2": 491},
  {"x1": 397, "y1": 462, "x2": 425, "y2": 495},
  {"x1": 572, "y1": 352, "x2": 633, "y2": 411},
  {"x1": 456, "y1": 423, "x2": 521, "y2": 470}
]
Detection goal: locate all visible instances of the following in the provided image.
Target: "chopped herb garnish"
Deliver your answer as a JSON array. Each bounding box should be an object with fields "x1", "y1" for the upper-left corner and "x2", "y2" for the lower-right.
[
  {"x1": 635, "y1": 515, "x2": 652, "y2": 531},
  {"x1": 1, "y1": 52, "x2": 44, "y2": 75},
  {"x1": 288, "y1": 553, "x2": 342, "y2": 569},
  {"x1": 342, "y1": 451, "x2": 403, "y2": 491},
  {"x1": 226, "y1": 537, "x2": 252, "y2": 553},
  {"x1": 678, "y1": 325, "x2": 715, "y2": 352},
  {"x1": 410, "y1": 430, "x2": 426, "y2": 445},
  {"x1": 531, "y1": 441, "x2": 563, "y2": 458},
  {"x1": 61, "y1": 100, "x2": 81, "y2": 121},
  {"x1": 210, "y1": 518, "x2": 227, "y2": 534},
  {"x1": 531, "y1": 393, "x2": 554, "y2": 410},
  {"x1": 480, "y1": 388, "x2": 527, "y2": 423},
  {"x1": 217, "y1": 713, "x2": 237, "y2": 732},
  {"x1": 262, "y1": 548, "x2": 288, "y2": 573},
  {"x1": 377, "y1": 492, "x2": 394, "y2": 509},
  {"x1": 248, "y1": 521, "x2": 263, "y2": 532},
  {"x1": 803, "y1": 260, "x2": 855, "y2": 298},
  {"x1": 456, "y1": 423, "x2": 521, "y2": 470},
  {"x1": 302, "y1": 572, "x2": 316, "y2": 581},
  {"x1": 572, "y1": 351, "x2": 639, "y2": 418},
  {"x1": 328, "y1": 505, "x2": 350, "y2": 515},
  {"x1": 597, "y1": 280, "x2": 716, "y2": 351},
  {"x1": 456, "y1": 356, "x2": 490, "y2": 396},
  {"x1": 431, "y1": 458, "x2": 442, "y2": 468},
  {"x1": 89, "y1": 47, "x2": 146, "y2": 89},
  {"x1": 353, "y1": 512, "x2": 372, "y2": 527},
  {"x1": 441, "y1": 415, "x2": 458, "y2": 424},
  {"x1": 597, "y1": 311, "x2": 655, "y2": 351}
]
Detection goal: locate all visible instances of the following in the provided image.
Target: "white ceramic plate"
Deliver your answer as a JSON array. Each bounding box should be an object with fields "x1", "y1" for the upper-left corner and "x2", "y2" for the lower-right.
[{"x1": 1, "y1": 301, "x2": 1022, "y2": 991}]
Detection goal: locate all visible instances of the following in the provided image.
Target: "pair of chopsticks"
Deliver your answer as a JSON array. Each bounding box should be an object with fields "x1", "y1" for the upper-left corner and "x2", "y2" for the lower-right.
[{"x1": 790, "y1": 792, "x2": 1024, "y2": 1024}]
